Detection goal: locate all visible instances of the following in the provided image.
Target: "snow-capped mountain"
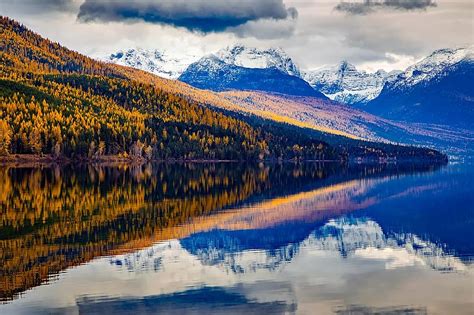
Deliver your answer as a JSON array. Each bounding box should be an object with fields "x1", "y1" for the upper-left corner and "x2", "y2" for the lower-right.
[
  {"x1": 303, "y1": 61, "x2": 400, "y2": 105},
  {"x1": 99, "y1": 48, "x2": 200, "y2": 79},
  {"x1": 365, "y1": 45, "x2": 474, "y2": 128},
  {"x1": 100, "y1": 45, "x2": 301, "y2": 80},
  {"x1": 100, "y1": 45, "x2": 395, "y2": 103},
  {"x1": 214, "y1": 45, "x2": 301, "y2": 77},
  {"x1": 179, "y1": 46, "x2": 325, "y2": 98},
  {"x1": 390, "y1": 46, "x2": 474, "y2": 89}
]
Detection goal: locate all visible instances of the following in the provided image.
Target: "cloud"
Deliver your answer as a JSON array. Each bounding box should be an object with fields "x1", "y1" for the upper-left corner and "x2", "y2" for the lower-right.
[
  {"x1": 229, "y1": 9, "x2": 298, "y2": 39},
  {"x1": 77, "y1": 0, "x2": 298, "y2": 33},
  {"x1": 0, "y1": 0, "x2": 76, "y2": 13},
  {"x1": 335, "y1": 0, "x2": 437, "y2": 15}
]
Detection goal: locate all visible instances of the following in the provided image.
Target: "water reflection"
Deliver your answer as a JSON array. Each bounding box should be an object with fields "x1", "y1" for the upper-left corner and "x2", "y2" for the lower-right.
[{"x1": 0, "y1": 162, "x2": 473, "y2": 314}]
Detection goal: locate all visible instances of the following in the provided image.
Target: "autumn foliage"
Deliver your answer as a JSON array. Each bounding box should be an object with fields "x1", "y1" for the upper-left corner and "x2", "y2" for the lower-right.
[{"x1": 0, "y1": 17, "x2": 338, "y2": 160}]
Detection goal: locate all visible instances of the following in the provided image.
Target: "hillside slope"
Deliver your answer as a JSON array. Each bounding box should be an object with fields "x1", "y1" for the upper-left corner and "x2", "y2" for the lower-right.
[{"x1": 220, "y1": 91, "x2": 474, "y2": 156}]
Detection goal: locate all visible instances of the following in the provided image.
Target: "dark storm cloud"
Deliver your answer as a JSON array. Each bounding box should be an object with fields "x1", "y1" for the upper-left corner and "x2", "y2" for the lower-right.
[
  {"x1": 77, "y1": 0, "x2": 298, "y2": 33},
  {"x1": 335, "y1": 0, "x2": 437, "y2": 15}
]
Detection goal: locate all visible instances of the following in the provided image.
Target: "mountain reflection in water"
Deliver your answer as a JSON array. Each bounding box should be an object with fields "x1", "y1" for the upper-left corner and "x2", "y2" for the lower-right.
[{"x1": 0, "y1": 162, "x2": 473, "y2": 314}]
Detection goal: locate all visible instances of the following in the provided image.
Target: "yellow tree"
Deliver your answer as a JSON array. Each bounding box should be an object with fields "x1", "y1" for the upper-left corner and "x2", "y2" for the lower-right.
[
  {"x1": 0, "y1": 120, "x2": 12, "y2": 155},
  {"x1": 29, "y1": 127, "x2": 43, "y2": 154}
]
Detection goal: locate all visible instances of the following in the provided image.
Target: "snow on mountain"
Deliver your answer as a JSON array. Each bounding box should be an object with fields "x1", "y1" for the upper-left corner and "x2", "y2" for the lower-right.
[
  {"x1": 99, "y1": 45, "x2": 396, "y2": 103},
  {"x1": 303, "y1": 61, "x2": 400, "y2": 104},
  {"x1": 303, "y1": 46, "x2": 473, "y2": 105},
  {"x1": 365, "y1": 45, "x2": 474, "y2": 128},
  {"x1": 389, "y1": 45, "x2": 474, "y2": 89},
  {"x1": 99, "y1": 45, "x2": 301, "y2": 80},
  {"x1": 215, "y1": 45, "x2": 301, "y2": 77},
  {"x1": 99, "y1": 48, "x2": 200, "y2": 79}
]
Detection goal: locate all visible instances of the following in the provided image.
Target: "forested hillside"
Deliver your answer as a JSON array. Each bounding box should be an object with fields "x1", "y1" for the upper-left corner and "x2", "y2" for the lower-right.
[{"x1": 0, "y1": 17, "x2": 446, "y2": 161}]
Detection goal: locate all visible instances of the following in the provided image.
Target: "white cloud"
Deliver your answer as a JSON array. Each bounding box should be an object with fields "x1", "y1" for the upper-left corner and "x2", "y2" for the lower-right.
[
  {"x1": 1, "y1": 0, "x2": 473, "y2": 72},
  {"x1": 357, "y1": 52, "x2": 417, "y2": 72}
]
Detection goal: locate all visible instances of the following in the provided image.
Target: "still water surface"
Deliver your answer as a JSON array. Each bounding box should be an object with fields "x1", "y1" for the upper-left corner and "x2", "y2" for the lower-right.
[{"x1": 0, "y1": 162, "x2": 473, "y2": 314}]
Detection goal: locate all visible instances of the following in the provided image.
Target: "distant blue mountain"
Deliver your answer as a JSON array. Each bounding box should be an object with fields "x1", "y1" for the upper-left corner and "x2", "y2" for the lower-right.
[
  {"x1": 179, "y1": 55, "x2": 327, "y2": 98},
  {"x1": 363, "y1": 47, "x2": 474, "y2": 128}
]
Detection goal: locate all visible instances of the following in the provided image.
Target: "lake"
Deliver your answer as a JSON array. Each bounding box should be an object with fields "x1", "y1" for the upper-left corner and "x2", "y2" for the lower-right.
[{"x1": 0, "y1": 162, "x2": 473, "y2": 314}]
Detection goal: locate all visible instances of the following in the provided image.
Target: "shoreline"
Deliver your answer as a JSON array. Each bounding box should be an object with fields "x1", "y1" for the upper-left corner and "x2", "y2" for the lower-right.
[{"x1": 0, "y1": 154, "x2": 448, "y2": 167}]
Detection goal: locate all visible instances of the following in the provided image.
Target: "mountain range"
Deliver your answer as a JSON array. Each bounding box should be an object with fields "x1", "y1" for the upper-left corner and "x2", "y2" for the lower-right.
[
  {"x1": 101, "y1": 44, "x2": 474, "y2": 155},
  {"x1": 102, "y1": 44, "x2": 473, "y2": 107},
  {"x1": 101, "y1": 45, "x2": 301, "y2": 79},
  {"x1": 103, "y1": 45, "x2": 388, "y2": 102}
]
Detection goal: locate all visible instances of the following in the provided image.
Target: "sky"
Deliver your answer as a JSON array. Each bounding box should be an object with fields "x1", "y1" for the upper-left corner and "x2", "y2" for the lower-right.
[{"x1": 1, "y1": 0, "x2": 473, "y2": 72}]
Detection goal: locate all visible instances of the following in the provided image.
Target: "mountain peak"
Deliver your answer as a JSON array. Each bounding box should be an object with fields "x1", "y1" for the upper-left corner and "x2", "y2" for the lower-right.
[
  {"x1": 303, "y1": 61, "x2": 392, "y2": 104},
  {"x1": 214, "y1": 45, "x2": 301, "y2": 77}
]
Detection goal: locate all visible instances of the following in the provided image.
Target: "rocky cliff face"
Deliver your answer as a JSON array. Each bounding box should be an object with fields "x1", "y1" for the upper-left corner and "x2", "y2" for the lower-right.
[{"x1": 303, "y1": 61, "x2": 399, "y2": 105}]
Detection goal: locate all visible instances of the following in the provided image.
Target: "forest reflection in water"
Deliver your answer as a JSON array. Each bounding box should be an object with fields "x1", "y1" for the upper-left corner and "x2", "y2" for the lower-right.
[{"x1": 0, "y1": 161, "x2": 473, "y2": 314}]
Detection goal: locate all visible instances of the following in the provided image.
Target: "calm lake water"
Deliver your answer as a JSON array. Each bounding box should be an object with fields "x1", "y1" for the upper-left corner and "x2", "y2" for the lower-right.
[{"x1": 0, "y1": 162, "x2": 473, "y2": 314}]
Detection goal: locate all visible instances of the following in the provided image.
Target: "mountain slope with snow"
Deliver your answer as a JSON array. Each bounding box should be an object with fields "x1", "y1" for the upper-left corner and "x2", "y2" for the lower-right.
[
  {"x1": 364, "y1": 46, "x2": 474, "y2": 128},
  {"x1": 303, "y1": 61, "x2": 399, "y2": 105},
  {"x1": 390, "y1": 46, "x2": 474, "y2": 89},
  {"x1": 100, "y1": 48, "x2": 200, "y2": 79},
  {"x1": 215, "y1": 45, "x2": 301, "y2": 77}
]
